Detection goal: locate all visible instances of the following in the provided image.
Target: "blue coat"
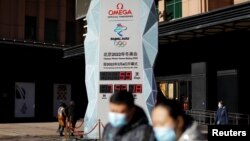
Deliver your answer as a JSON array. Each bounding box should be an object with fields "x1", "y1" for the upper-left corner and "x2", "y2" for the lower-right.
[{"x1": 215, "y1": 106, "x2": 228, "y2": 125}]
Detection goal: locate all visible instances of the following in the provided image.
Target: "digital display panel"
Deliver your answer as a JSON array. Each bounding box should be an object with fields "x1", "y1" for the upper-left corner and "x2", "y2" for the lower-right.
[
  {"x1": 99, "y1": 84, "x2": 142, "y2": 94},
  {"x1": 100, "y1": 84, "x2": 113, "y2": 93},
  {"x1": 100, "y1": 71, "x2": 132, "y2": 80},
  {"x1": 129, "y1": 84, "x2": 142, "y2": 93},
  {"x1": 114, "y1": 84, "x2": 127, "y2": 93}
]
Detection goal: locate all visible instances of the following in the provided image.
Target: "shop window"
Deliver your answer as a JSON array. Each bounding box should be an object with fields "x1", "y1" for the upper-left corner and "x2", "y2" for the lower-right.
[
  {"x1": 165, "y1": 0, "x2": 182, "y2": 20},
  {"x1": 66, "y1": 22, "x2": 76, "y2": 45},
  {"x1": 25, "y1": 16, "x2": 37, "y2": 41},
  {"x1": 44, "y1": 19, "x2": 58, "y2": 43}
]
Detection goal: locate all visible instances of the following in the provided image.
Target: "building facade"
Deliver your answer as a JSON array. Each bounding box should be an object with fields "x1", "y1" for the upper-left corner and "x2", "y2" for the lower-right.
[
  {"x1": 156, "y1": 0, "x2": 250, "y2": 117},
  {"x1": 0, "y1": 0, "x2": 249, "y2": 122},
  {"x1": 0, "y1": 0, "x2": 87, "y2": 122},
  {"x1": 158, "y1": 0, "x2": 247, "y2": 22},
  {"x1": 0, "y1": 0, "x2": 84, "y2": 45},
  {"x1": 68, "y1": 0, "x2": 250, "y2": 117}
]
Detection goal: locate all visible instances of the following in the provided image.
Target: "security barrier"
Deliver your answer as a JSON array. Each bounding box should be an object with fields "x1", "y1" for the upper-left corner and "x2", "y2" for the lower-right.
[
  {"x1": 186, "y1": 109, "x2": 249, "y2": 125},
  {"x1": 65, "y1": 119, "x2": 105, "y2": 140}
]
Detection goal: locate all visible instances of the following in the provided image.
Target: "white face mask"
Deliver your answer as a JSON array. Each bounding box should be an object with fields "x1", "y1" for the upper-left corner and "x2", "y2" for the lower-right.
[
  {"x1": 218, "y1": 103, "x2": 222, "y2": 108},
  {"x1": 108, "y1": 112, "x2": 127, "y2": 128},
  {"x1": 153, "y1": 126, "x2": 176, "y2": 141}
]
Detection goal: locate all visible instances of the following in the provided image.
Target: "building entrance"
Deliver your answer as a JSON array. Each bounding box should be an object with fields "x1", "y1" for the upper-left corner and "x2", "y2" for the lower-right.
[{"x1": 157, "y1": 76, "x2": 192, "y2": 110}]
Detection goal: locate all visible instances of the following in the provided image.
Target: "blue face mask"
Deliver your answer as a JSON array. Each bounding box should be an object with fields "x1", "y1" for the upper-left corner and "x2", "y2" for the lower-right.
[
  {"x1": 154, "y1": 126, "x2": 176, "y2": 141},
  {"x1": 108, "y1": 112, "x2": 127, "y2": 128}
]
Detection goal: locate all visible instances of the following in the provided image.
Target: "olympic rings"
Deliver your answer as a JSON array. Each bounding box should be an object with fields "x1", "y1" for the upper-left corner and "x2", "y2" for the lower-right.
[{"x1": 114, "y1": 40, "x2": 127, "y2": 47}]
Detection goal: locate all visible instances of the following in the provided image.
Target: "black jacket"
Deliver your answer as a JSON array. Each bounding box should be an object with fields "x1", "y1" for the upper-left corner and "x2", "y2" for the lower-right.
[
  {"x1": 102, "y1": 105, "x2": 155, "y2": 141},
  {"x1": 215, "y1": 106, "x2": 228, "y2": 125}
]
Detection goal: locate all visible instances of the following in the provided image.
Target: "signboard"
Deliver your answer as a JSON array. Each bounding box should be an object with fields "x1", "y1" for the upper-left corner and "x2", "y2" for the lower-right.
[
  {"x1": 84, "y1": 0, "x2": 158, "y2": 138},
  {"x1": 15, "y1": 82, "x2": 35, "y2": 118},
  {"x1": 53, "y1": 84, "x2": 71, "y2": 117},
  {"x1": 99, "y1": 2, "x2": 142, "y2": 94},
  {"x1": 98, "y1": 0, "x2": 146, "y2": 127}
]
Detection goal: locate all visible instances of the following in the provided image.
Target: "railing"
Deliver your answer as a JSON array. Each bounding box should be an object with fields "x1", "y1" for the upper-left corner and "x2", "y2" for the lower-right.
[
  {"x1": 65, "y1": 118, "x2": 105, "y2": 140},
  {"x1": 186, "y1": 109, "x2": 249, "y2": 125}
]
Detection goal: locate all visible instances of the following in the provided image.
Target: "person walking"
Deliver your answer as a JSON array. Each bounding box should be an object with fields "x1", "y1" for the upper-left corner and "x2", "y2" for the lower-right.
[
  {"x1": 102, "y1": 90, "x2": 155, "y2": 141},
  {"x1": 152, "y1": 99, "x2": 205, "y2": 141},
  {"x1": 57, "y1": 102, "x2": 67, "y2": 136},
  {"x1": 67, "y1": 100, "x2": 77, "y2": 136},
  {"x1": 215, "y1": 100, "x2": 229, "y2": 125}
]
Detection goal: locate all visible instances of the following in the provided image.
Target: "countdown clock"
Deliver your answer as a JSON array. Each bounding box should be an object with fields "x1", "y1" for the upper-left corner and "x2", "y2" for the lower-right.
[
  {"x1": 100, "y1": 71, "x2": 132, "y2": 80},
  {"x1": 100, "y1": 84, "x2": 142, "y2": 93}
]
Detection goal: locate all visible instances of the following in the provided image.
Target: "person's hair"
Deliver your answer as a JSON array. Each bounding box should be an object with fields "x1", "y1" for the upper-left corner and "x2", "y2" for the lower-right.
[
  {"x1": 110, "y1": 90, "x2": 134, "y2": 108},
  {"x1": 70, "y1": 100, "x2": 75, "y2": 105},
  {"x1": 156, "y1": 99, "x2": 184, "y2": 120},
  {"x1": 219, "y1": 100, "x2": 224, "y2": 105},
  {"x1": 155, "y1": 99, "x2": 193, "y2": 131},
  {"x1": 61, "y1": 103, "x2": 67, "y2": 108}
]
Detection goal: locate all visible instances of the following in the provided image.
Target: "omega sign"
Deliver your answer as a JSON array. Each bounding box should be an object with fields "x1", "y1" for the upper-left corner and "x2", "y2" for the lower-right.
[{"x1": 108, "y1": 3, "x2": 133, "y2": 18}]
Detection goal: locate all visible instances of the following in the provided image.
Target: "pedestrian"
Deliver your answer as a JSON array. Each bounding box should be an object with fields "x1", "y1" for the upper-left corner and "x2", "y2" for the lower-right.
[
  {"x1": 102, "y1": 90, "x2": 155, "y2": 141},
  {"x1": 57, "y1": 102, "x2": 67, "y2": 136},
  {"x1": 215, "y1": 100, "x2": 228, "y2": 125},
  {"x1": 67, "y1": 100, "x2": 77, "y2": 136},
  {"x1": 152, "y1": 99, "x2": 205, "y2": 141}
]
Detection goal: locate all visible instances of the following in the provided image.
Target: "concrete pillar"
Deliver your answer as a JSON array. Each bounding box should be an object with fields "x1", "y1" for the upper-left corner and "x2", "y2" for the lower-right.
[
  {"x1": 234, "y1": 0, "x2": 248, "y2": 4},
  {"x1": 182, "y1": 0, "x2": 207, "y2": 18},
  {"x1": 58, "y1": 0, "x2": 66, "y2": 44},
  {"x1": 37, "y1": 0, "x2": 45, "y2": 42},
  {"x1": 0, "y1": 0, "x2": 11, "y2": 37},
  {"x1": 191, "y1": 62, "x2": 207, "y2": 110},
  {"x1": 217, "y1": 70, "x2": 238, "y2": 113},
  {"x1": 9, "y1": 0, "x2": 17, "y2": 38},
  {"x1": 17, "y1": 0, "x2": 25, "y2": 40},
  {"x1": 158, "y1": 0, "x2": 165, "y2": 22},
  {"x1": 75, "y1": 20, "x2": 83, "y2": 44}
]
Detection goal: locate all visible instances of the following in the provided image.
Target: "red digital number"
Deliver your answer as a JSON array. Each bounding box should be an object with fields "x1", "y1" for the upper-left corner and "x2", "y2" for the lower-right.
[
  {"x1": 129, "y1": 84, "x2": 142, "y2": 93},
  {"x1": 119, "y1": 72, "x2": 125, "y2": 80},
  {"x1": 119, "y1": 71, "x2": 132, "y2": 80},
  {"x1": 108, "y1": 84, "x2": 113, "y2": 93},
  {"x1": 100, "y1": 84, "x2": 113, "y2": 93},
  {"x1": 114, "y1": 84, "x2": 127, "y2": 92},
  {"x1": 134, "y1": 84, "x2": 142, "y2": 93},
  {"x1": 125, "y1": 71, "x2": 132, "y2": 80}
]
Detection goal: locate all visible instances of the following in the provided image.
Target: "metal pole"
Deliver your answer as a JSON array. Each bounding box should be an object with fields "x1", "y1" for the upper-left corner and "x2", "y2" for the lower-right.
[
  {"x1": 199, "y1": 113, "x2": 201, "y2": 124},
  {"x1": 236, "y1": 114, "x2": 238, "y2": 125},
  {"x1": 248, "y1": 115, "x2": 249, "y2": 125},
  {"x1": 210, "y1": 113, "x2": 212, "y2": 125},
  {"x1": 99, "y1": 119, "x2": 101, "y2": 140}
]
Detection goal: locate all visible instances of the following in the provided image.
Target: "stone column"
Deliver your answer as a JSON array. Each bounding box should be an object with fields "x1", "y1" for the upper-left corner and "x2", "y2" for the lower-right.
[
  {"x1": 58, "y1": 0, "x2": 66, "y2": 44},
  {"x1": 37, "y1": 0, "x2": 45, "y2": 42}
]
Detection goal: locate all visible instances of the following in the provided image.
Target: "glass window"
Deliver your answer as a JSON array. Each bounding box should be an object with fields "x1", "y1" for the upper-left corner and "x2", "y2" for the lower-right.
[
  {"x1": 165, "y1": 0, "x2": 182, "y2": 20},
  {"x1": 44, "y1": 19, "x2": 58, "y2": 43},
  {"x1": 25, "y1": 16, "x2": 37, "y2": 41},
  {"x1": 168, "y1": 83, "x2": 174, "y2": 99},
  {"x1": 66, "y1": 22, "x2": 76, "y2": 45}
]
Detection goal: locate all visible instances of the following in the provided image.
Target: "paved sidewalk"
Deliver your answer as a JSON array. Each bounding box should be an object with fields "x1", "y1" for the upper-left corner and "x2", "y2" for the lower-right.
[
  {"x1": 0, "y1": 122, "x2": 92, "y2": 141},
  {"x1": 0, "y1": 122, "x2": 207, "y2": 141}
]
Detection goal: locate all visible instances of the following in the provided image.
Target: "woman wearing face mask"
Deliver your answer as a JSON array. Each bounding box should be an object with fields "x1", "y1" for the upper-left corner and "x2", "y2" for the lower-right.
[
  {"x1": 152, "y1": 99, "x2": 205, "y2": 141},
  {"x1": 215, "y1": 100, "x2": 228, "y2": 125}
]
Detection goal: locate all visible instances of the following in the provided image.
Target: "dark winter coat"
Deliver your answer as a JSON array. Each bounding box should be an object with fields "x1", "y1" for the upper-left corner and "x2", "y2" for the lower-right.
[{"x1": 102, "y1": 105, "x2": 155, "y2": 141}]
